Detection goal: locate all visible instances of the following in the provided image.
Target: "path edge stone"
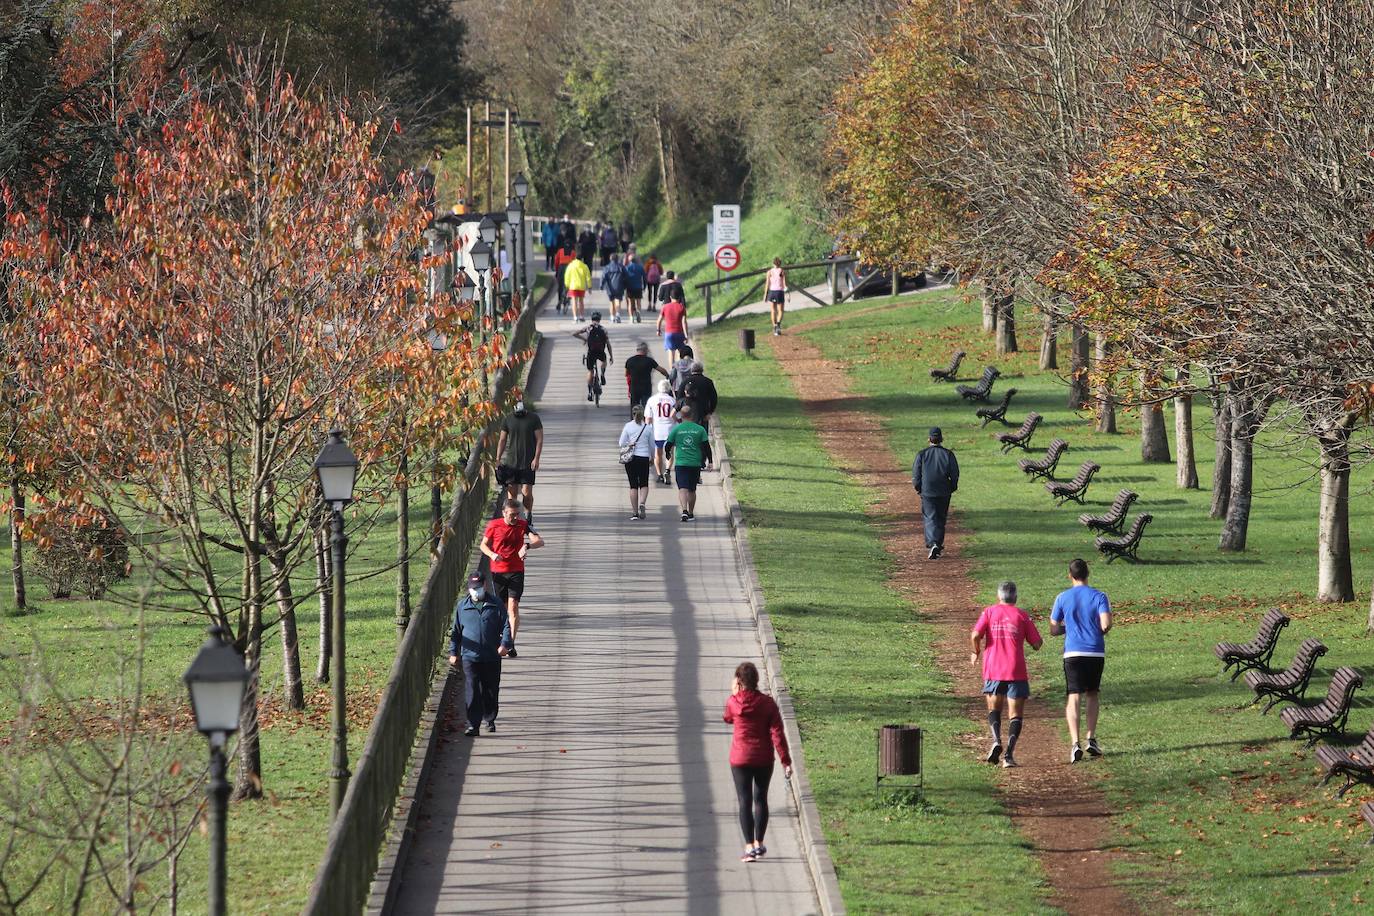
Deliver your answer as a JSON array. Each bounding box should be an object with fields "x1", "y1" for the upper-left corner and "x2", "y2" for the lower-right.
[
  {"x1": 367, "y1": 291, "x2": 551, "y2": 916},
  {"x1": 709, "y1": 413, "x2": 848, "y2": 916}
]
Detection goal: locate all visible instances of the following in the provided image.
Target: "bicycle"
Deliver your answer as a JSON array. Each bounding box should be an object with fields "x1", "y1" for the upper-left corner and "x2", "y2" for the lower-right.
[{"x1": 584, "y1": 352, "x2": 605, "y2": 407}]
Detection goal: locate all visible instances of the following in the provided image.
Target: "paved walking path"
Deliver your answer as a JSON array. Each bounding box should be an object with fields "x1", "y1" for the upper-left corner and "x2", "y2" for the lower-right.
[{"x1": 393, "y1": 284, "x2": 821, "y2": 915}]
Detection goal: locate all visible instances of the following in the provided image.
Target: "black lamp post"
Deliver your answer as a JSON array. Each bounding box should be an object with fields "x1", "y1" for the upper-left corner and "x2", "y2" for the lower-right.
[
  {"x1": 478, "y1": 215, "x2": 497, "y2": 246},
  {"x1": 313, "y1": 430, "x2": 358, "y2": 817},
  {"x1": 513, "y1": 174, "x2": 529, "y2": 300},
  {"x1": 183, "y1": 626, "x2": 249, "y2": 916},
  {"x1": 426, "y1": 328, "x2": 449, "y2": 553},
  {"x1": 470, "y1": 241, "x2": 494, "y2": 393},
  {"x1": 506, "y1": 196, "x2": 524, "y2": 307}
]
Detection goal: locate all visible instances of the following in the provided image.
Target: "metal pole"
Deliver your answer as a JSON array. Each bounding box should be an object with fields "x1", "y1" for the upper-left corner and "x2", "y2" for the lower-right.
[
  {"x1": 329, "y1": 507, "x2": 350, "y2": 816},
  {"x1": 518, "y1": 203, "x2": 528, "y2": 300},
  {"x1": 397, "y1": 453, "x2": 410, "y2": 637},
  {"x1": 207, "y1": 741, "x2": 229, "y2": 916},
  {"x1": 504, "y1": 109, "x2": 512, "y2": 201},
  {"x1": 479, "y1": 275, "x2": 489, "y2": 393},
  {"x1": 465, "y1": 107, "x2": 473, "y2": 210},
  {"x1": 484, "y1": 100, "x2": 492, "y2": 212}
]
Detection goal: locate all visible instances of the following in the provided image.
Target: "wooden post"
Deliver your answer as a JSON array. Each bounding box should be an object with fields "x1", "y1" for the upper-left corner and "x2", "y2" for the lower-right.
[
  {"x1": 705, "y1": 287, "x2": 713, "y2": 326},
  {"x1": 829, "y1": 260, "x2": 840, "y2": 304},
  {"x1": 484, "y1": 100, "x2": 492, "y2": 212},
  {"x1": 891, "y1": 267, "x2": 899, "y2": 297},
  {"x1": 465, "y1": 107, "x2": 472, "y2": 210}
]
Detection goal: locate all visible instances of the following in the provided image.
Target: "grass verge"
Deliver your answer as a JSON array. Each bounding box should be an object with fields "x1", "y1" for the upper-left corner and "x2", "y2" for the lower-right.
[
  {"x1": 697, "y1": 317, "x2": 1053, "y2": 913},
  {"x1": 711, "y1": 289, "x2": 1374, "y2": 911}
]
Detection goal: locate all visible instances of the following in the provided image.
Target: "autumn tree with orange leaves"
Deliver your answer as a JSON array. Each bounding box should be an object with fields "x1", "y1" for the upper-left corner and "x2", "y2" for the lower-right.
[{"x1": 9, "y1": 48, "x2": 511, "y2": 799}]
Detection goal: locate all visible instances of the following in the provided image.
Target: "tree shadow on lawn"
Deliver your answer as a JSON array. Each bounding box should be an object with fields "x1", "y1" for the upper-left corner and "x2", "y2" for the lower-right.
[{"x1": 1106, "y1": 676, "x2": 1240, "y2": 706}]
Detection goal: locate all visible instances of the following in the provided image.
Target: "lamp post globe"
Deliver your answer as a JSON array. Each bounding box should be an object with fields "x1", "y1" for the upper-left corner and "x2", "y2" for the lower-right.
[
  {"x1": 470, "y1": 240, "x2": 493, "y2": 274},
  {"x1": 513, "y1": 172, "x2": 529, "y2": 201},
  {"x1": 478, "y1": 215, "x2": 497, "y2": 245},
  {"x1": 505, "y1": 197, "x2": 521, "y2": 229},
  {"x1": 313, "y1": 430, "x2": 359, "y2": 508}
]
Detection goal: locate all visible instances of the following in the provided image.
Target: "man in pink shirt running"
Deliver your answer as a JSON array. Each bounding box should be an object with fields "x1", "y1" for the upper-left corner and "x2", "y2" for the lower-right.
[{"x1": 970, "y1": 581, "x2": 1043, "y2": 768}]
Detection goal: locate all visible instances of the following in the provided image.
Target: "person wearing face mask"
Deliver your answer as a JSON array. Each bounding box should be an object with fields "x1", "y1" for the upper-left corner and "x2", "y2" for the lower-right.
[{"x1": 448, "y1": 572, "x2": 513, "y2": 736}]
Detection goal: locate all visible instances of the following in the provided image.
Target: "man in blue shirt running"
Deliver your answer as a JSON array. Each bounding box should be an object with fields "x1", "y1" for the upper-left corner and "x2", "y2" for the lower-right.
[{"x1": 1049, "y1": 558, "x2": 1113, "y2": 763}]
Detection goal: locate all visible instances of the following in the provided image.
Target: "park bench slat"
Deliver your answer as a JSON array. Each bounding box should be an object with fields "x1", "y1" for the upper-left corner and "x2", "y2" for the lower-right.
[
  {"x1": 1094, "y1": 512, "x2": 1152, "y2": 563},
  {"x1": 1019, "y1": 438, "x2": 1068, "y2": 480},
  {"x1": 930, "y1": 350, "x2": 966, "y2": 382},
  {"x1": 976, "y1": 387, "x2": 1019, "y2": 427},
  {"x1": 1315, "y1": 722, "x2": 1374, "y2": 797},
  {"x1": 995, "y1": 412, "x2": 1042, "y2": 453},
  {"x1": 1079, "y1": 489, "x2": 1139, "y2": 534},
  {"x1": 956, "y1": 366, "x2": 1000, "y2": 403},
  {"x1": 1245, "y1": 638, "x2": 1327, "y2": 713},
  {"x1": 1360, "y1": 801, "x2": 1374, "y2": 845},
  {"x1": 1214, "y1": 608, "x2": 1290, "y2": 681},
  {"x1": 1279, "y1": 666, "x2": 1362, "y2": 748},
  {"x1": 1045, "y1": 460, "x2": 1099, "y2": 505}
]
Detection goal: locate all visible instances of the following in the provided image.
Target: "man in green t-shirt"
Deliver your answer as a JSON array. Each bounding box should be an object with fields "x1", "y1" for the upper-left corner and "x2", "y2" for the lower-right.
[
  {"x1": 495, "y1": 401, "x2": 544, "y2": 520},
  {"x1": 664, "y1": 405, "x2": 713, "y2": 521}
]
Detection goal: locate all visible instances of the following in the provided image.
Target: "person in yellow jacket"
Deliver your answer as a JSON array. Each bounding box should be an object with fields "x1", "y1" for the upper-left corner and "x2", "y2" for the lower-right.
[{"x1": 563, "y1": 255, "x2": 592, "y2": 323}]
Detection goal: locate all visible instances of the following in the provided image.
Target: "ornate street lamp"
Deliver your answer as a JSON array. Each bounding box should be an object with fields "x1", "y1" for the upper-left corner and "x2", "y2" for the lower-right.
[
  {"x1": 183, "y1": 627, "x2": 248, "y2": 916},
  {"x1": 312, "y1": 430, "x2": 358, "y2": 816}
]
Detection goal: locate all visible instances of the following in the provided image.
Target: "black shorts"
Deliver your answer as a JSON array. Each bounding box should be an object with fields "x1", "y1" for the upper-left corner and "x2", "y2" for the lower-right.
[
  {"x1": 766, "y1": 290, "x2": 785, "y2": 304},
  {"x1": 674, "y1": 466, "x2": 702, "y2": 491},
  {"x1": 491, "y1": 570, "x2": 525, "y2": 602},
  {"x1": 584, "y1": 351, "x2": 606, "y2": 370},
  {"x1": 624, "y1": 456, "x2": 651, "y2": 488},
  {"x1": 1064, "y1": 656, "x2": 1105, "y2": 694},
  {"x1": 495, "y1": 465, "x2": 536, "y2": 487},
  {"x1": 629, "y1": 385, "x2": 651, "y2": 408}
]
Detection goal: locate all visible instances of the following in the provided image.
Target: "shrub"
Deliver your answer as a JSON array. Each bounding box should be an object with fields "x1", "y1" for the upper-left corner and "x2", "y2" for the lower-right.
[{"x1": 33, "y1": 508, "x2": 130, "y2": 600}]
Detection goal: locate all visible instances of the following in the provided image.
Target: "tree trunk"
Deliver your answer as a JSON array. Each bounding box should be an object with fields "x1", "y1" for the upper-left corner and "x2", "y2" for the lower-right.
[
  {"x1": 995, "y1": 290, "x2": 1017, "y2": 354},
  {"x1": 1140, "y1": 374, "x2": 1171, "y2": 462},
  {"x1": 653, "y1": 108, "x2": 680, "y2": 220},
  {"x1": 1068, "y1": 322, "x2": 1090, "y2": 409},
  {"x1": 1218, "y1": 398, "x2": 1259, "y2": 552},
  {"x1": 1317, "y1": 427, "x2": 1355, "y2": 602},
  {"x1": 982, "y1": 289, "x2": 998, "y2": 335},
  {"x1": 9, "y1": 480, "x2": 25, "y2": 611},
  {"x1": 315, "y1": 520, "x2": 331, "y2": 683},
  {"x1": 1174, "y1": 370, "x2": 1198, "y2": 488},
  {"x1": 397, "y1": 473, "x2": 411, "y2": 636},
  {"x1": 269, "y1": 553, "x2": 306, "y2": 711},
  {"x1": 1094, "y1": 333, "x2": 1116, "y2": 433},
  {"x1": 234, "y1": 543, "x2": 265, "y2": 800},
  {"x1": 1209, "y1": 388, "x2": 1231, "y2": 519},
  {"x1": 1039, "y1": 312, "x2": 1057, "y2": 370}
]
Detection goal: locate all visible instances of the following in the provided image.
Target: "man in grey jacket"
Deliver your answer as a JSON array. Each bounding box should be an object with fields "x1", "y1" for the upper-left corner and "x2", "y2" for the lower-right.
[
  {"x1": 912, "y1": 427, "x2": 960, "y2": 560},
  {"x1": 448, "y1": 572, "x2": 513, "y2": 736}
]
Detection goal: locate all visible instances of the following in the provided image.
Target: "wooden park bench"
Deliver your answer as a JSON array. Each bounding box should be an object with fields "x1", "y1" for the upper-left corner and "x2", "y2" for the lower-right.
[
  {"x1": 1280, "y1": 666, "x2": 1362, "y2": 747},
  {"x1": 1045, "y1": 461, "x2": 1100, "y2": 505},
  {"x1": 1316, "y1": 722, "x2": 1374, "y2": 798},
  {"x1": 1019, "y1": 438, "x2": 1068, "y2": 480},
  {"x1": 1214, "y1": 608, "x2": 1290, "y2": 682},
  {"x1": 1095, "y1": 513, "x2": 1152, "y2": 563},
  {"x1": 930, "y1": 350, "x2": 966, "y2": 382},
  {"x1": 956, "y1": 367, "x2": 1000, "y2": 403},
  {"x1": 1245, "y1": 638, "x2": 1327, "y2": 714},
  {"x1": 1361, "y1": 801, "x2": 1374, "y2": 845},
  {"x1": 976, "y1": 388, "x2": 1019, "y2": 427},
  {"x1": 995, "y1": 412, "x2": 1042, "y2": 454},
  {"x1": 1079, "y1": 489, "x2": 1139, "y2": 534}
]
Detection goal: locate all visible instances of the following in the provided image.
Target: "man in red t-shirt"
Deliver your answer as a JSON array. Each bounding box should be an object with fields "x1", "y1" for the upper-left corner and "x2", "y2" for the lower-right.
[
  {"x1": 481, "y1": 499, "x2": 545, "y2": 656},
  {"x1": 656, "y1": 290, "x2": 689, "y2": 362},
  {"x1": 970, "y1": 580, "x2": 1042, "y2": 768}
]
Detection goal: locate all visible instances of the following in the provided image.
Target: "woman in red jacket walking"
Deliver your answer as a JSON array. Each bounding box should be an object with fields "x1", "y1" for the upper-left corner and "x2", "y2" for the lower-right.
[{"x1": 723, "y1": 661, "x2": 792, "y2": 862}]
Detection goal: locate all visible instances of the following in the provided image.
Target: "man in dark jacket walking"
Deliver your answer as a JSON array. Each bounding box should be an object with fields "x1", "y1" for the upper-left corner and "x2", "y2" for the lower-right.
[
  {"x1": 912, "y1": 427, "x2": 959, "y2": 560},
  {"x1": 448, "y1": 572, "x2": 513, "y2": 736},
  {"x1": 683, "y1": 361, "x2": 718, "y2": 429}
]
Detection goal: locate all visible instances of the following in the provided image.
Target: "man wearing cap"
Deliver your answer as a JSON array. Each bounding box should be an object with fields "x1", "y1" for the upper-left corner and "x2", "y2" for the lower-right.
[
  {"x1": 449, "y1": 572, "x2": 513, "y2": 736},
  {"x1": 495, "y1": 400, "x2": 543, "y2": 520},
  {"x1": 912, "y1": 427, "x2": 959, "y2": 560}
]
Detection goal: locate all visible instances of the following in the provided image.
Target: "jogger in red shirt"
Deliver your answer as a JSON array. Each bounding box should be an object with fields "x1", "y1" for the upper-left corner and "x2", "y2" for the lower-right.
[
  {"x1": 723, "y1": 661, "x2": 792, "y2": 862},
  {"x1": 480, "y1": 499, "x2": 545, "y2": 656}
]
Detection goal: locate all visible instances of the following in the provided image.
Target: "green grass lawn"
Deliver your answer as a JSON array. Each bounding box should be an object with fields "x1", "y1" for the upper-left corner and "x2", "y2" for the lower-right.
[
  {"x1": 697, "y1": 317, "x2": 1054, "y2": 912},
  {"x1": 636, "y1": 202, "x2": 833, "y2": 315},
  {"x1": 703, "y1": 290, "x2": 1374, "y2": 912}
]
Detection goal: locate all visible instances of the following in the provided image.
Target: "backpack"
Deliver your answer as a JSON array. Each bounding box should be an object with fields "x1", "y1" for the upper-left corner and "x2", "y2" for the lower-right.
[{"x1": 585, "y1": 324, "x2": 609, "y2": 354}]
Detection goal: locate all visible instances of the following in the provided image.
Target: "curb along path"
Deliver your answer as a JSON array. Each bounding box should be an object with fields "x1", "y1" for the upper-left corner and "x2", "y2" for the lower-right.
[
  {"x1": 388, "y1": 283, "x2": 826, "y2": 914},
  {"x1": 767, "y1": 316, "x2": 1137, "y2": 916}
]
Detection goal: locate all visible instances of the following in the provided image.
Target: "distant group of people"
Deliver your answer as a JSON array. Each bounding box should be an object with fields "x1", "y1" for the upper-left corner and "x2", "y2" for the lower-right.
[{"x1": 546, "y1": 215, "x2": 682, "y2": 323}]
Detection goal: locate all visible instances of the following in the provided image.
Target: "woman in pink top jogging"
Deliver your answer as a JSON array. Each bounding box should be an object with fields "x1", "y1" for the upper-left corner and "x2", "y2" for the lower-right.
[
  {"x1": 765, "y1": 258, "x2": 787, "y2": 336},
  {"x1": 970, "y1": 581, "x2": 1043, "y2": 768}
]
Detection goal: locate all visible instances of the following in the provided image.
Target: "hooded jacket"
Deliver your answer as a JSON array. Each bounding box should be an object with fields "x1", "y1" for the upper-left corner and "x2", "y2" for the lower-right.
[
  {"x1": 564, "y1": 258, "x2": 592, "y2": 293},
  {"x1": 723, "y1": 689, "x2": 791, "y2": 768},
  {"x1": 601, "y1": 260, "x2": 627, "y2": 297},
  {"x1": 623, "y1": 260, "x2": 646, "y2": 292}
]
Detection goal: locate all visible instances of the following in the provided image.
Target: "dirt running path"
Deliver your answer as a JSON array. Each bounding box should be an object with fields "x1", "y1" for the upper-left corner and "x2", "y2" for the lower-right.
[{"x1": 768, "y1": 325, "x2": 1137, "y2": 916}]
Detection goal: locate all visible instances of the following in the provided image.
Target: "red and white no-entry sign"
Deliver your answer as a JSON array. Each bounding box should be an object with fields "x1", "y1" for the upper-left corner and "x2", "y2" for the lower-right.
[{"x1": 714, "y1": 244, "x2": 740, "y2": 271}]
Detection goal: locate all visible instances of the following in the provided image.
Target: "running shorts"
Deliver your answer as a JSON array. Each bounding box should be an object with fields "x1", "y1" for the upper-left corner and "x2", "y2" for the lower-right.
[
  {"x1": 491, "y1": 570, "x2": 525, "y2": 602},
  {"x1": 1063, "y1": 657, "x2": 1105, "y2": 694},
  {"x1": 674, "y1": 466, "x2": 702, "y2": 492}
]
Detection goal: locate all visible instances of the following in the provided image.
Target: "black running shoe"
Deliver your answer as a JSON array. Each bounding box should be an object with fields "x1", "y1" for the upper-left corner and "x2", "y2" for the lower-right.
[{"x1": 986, "y1": 743, "x2": 1003, "y2": 765}]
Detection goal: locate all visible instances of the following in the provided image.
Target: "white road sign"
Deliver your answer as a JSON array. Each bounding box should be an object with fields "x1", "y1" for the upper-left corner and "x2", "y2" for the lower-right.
[{"x1": 713, "y1": 204, "x2": 741, "y2": 246}]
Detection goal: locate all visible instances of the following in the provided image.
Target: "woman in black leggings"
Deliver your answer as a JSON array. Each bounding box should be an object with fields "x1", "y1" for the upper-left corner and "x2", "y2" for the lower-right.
[{"x1": 723, "y1": 661, "x2": 792, "y2": 862}]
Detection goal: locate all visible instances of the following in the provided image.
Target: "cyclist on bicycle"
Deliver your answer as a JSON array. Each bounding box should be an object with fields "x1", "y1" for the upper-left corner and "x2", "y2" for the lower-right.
[{"x1": 573, "y1": 312, "x2": 612, "y2": 402}]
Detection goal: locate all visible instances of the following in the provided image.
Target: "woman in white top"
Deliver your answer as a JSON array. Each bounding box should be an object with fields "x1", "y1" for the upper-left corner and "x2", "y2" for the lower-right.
[
  {"x1": 765, "y1": 258, "x2": 788, "y2": 336},
  {"x1": 618, "y1": 404, "x2": 656, "y2": 519}
]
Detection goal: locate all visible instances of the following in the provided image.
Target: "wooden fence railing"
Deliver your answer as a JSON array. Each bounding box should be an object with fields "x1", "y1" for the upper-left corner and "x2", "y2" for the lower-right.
[
  {"x1": 301, "y1": 295, "x2": 541, "y2": 916},
  {"x1": 693, "y1": 256, "x2": 914, "y2": 325}
]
